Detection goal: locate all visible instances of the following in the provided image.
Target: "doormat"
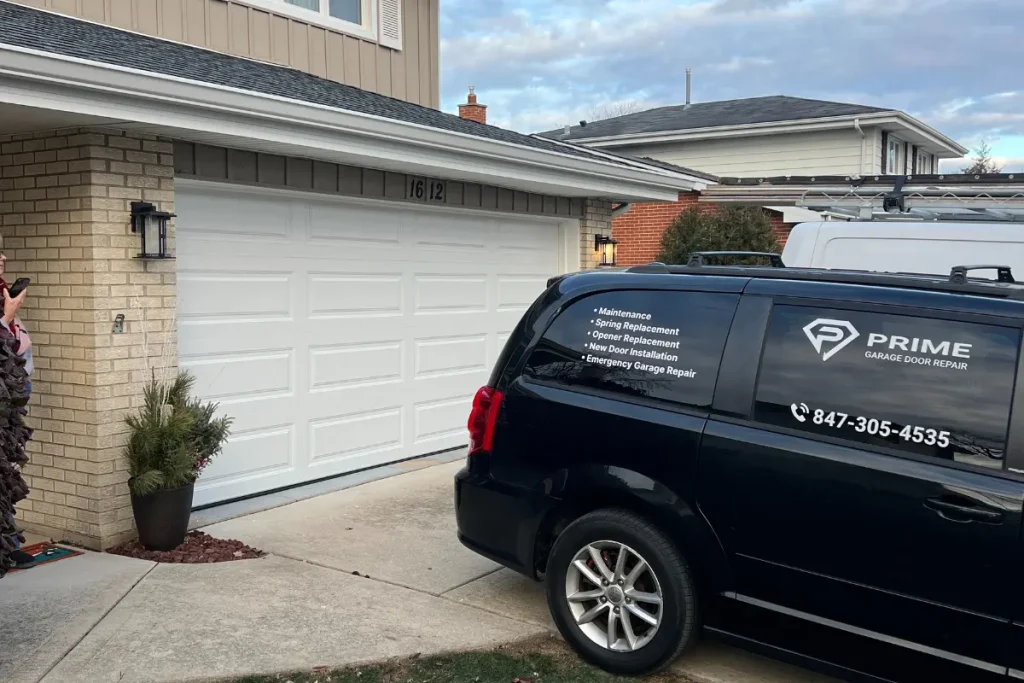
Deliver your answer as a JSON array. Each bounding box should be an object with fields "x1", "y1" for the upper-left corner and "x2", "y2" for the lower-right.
[{"x1": 9, "y1": 542, "x2": 83, "y2": 572}]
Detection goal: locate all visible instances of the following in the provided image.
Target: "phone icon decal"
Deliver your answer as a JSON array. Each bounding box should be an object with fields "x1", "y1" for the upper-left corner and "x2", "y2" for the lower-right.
[{"x1": 791, "y1": 403, "x2": 809, "y2": 423}]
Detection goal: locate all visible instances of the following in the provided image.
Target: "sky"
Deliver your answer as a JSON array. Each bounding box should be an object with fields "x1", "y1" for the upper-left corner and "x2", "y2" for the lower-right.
[{"x1": 438, "y1": 0, "x2": 1024, "y2": 172}]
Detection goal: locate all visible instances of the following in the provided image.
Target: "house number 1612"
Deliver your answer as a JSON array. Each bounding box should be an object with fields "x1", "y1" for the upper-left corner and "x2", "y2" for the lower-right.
[{"x1": 408, "y1": 177, "x2": 446, "y2": 203}]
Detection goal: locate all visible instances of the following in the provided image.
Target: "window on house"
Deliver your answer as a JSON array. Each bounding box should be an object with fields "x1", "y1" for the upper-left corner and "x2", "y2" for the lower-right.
[
  {"x1": 286, "y1": 0, "x2": 362, "y2": 25},
  {"x1": 887, "y1": 138, "x2": 900, "y2": 174},
  {"x1": 243, "y1": 0, "x2": 401, "y2": 47},
  {"x1": 917, "y1": 151, "x2": 930, "y2": 174}
]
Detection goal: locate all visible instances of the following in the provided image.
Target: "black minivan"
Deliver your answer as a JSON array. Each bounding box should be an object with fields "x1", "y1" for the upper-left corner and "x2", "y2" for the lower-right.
[{"x1": 455, "y1": 257, "x2": 1024, "y2": 681}]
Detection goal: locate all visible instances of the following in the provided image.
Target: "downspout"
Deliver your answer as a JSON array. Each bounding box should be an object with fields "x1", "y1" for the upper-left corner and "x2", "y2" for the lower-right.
[
  {"x1": 853, "y1": 118, "x2": 865, "y2": 175},
  {"x1": 612, "y1": 203, "x2": 632, "y2": 218}
]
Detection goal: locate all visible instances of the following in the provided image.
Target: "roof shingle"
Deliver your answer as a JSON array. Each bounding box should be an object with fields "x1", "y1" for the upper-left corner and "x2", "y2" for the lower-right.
[{"x1": 538, "y1": 95, "x2": 891, "y2": 141}]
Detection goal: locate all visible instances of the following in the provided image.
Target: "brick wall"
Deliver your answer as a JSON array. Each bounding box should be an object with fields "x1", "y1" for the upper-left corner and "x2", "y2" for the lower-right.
[
  {"x1": 611, "y1": 191, "x2": 702, "y2": 266},
  {"x1": 612, "y1": 191, "x2": 795, "y2": 267},
  {"x1": 0, "y1": 127, "x2": 176, "y2": 549},
  {"x1": 766, "y1": 210, "x2": 795, "y2": 248},
  {"x1": 580, "y1": 199, "x2": 613, "y2": 270}
]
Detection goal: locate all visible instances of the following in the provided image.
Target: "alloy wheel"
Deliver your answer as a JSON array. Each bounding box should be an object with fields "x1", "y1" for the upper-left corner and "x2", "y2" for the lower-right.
[{"x1": 564, "y1": 540, "x2": 664, "y2": 652}]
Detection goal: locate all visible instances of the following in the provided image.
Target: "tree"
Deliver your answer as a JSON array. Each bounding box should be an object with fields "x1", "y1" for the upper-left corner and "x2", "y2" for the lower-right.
[
  {"x1": 588, "y1": 100, "x2": 648, "y2": 122},
  {"x1": 961, "y1": 140, "x2": 1003, "y2": 174},
  {"x1": 657, "y1": 205, "x2": 780, "y2": 266}
]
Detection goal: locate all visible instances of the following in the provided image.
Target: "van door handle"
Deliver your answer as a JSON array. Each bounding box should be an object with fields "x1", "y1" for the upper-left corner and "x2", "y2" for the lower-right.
[{"x1": 924, "y1": 497, "x2": 1004, "y2": 524}]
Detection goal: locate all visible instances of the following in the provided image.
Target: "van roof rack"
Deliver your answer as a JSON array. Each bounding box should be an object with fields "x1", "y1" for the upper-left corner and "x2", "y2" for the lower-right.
[
  {"x1": 686, "y1": 251, "x2": 785, "y2": 268},
  {"x1": 950, "y1": 265, "x2": 1014, "y2": 284},
  {"x1": 622, "y1": 262, "x2": 1024, "y2": 301}
]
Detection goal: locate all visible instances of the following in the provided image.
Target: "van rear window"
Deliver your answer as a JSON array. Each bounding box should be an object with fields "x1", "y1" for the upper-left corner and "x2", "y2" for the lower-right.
[{"x1": 524, "y1": 290, "x2": 738, "y2": 410}]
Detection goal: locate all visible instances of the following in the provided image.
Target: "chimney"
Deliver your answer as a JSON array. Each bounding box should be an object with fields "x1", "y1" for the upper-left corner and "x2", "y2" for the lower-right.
[
  {"x1": 458, "y1": 86, "x2": 487, "y2": 125},
  {"x1": 685, "y1": 69, "x2": 692, "y2": 108}
]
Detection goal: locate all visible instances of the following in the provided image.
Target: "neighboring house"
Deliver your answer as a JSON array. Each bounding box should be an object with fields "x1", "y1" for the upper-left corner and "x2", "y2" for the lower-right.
[
  {"x1": 541, "y1": 95, "x2": 967, "y2": 178},
  {"x1": 0, "y1": 0, "x2": 706, "y2": 549},
  {"x1": 540, "y1": 95, "x2": 969, "y2": 265}
]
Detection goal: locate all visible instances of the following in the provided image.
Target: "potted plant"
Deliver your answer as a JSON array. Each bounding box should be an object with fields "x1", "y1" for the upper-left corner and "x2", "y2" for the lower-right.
[{"x1": 123, "y1": 371, "x2": 232, "y2": 551}]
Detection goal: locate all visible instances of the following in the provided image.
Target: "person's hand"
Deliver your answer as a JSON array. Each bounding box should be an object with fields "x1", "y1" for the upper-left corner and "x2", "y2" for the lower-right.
[{"x1": 2, "y1": 287, "x2": 26, "y2": 325}]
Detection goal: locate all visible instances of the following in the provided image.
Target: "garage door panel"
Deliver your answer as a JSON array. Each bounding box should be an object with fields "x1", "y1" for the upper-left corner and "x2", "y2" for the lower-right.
[
  {"x1": 309, "y1": 202, "x2": 402, "y2": 247},
  {"x1": 308, "y1": 272, "x2": 403, "y2": 318},
  {"x1": 413, "y1": 335, "x2": 488, "y2": 378},
  {"x1": 180, "y1": 349, "x2": 293, "y2": 402},
  {"x1": 308, "y1": 407, "x2": 404, "y2": 467},
  {"x1": 176, "y1": 188, "x2": 296, "y2": 244},
  {"x1": 413, "y1": 274, "x2": 488, "y2": 313},
  {"x1": 309, "y1": 340, "x2": 403, "y2": 392},
  {"x1": 413, "y1": 394, "x2": 475, "y2": 446},
  {"x1": 178, "y1": 272, "x2": 293, "y2": 320},
  {"x1": 413, "y1": 218, "x2": 490, "y2": 251},
  {"x1": 306, "y1": 382, "x2": 407, "y2": 426},
  {"x1": 178, "y1": 326, "x2": 297, "y2": 360},
  {"x1": 178, "y1": 183, "x2": 568, "y2": 505},
  {"x1": 497, "y1": 275, "x2": 550, "y2": 310}
]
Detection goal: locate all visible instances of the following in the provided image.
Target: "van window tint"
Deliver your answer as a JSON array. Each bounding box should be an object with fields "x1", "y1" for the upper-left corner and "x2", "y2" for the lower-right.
[
  {"x1": 524, "y1": 291, "x2": 738, "y2": 409},
  {"x1": 755, "y1": 305, "x2": 1020, "y2": 470}
]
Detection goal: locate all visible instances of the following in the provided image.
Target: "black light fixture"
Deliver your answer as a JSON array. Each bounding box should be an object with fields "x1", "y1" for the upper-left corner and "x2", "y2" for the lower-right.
[
  {"x1": 130, "y1": 201, "x2": 175, "y2": 260},
  {"x1": 595, "y1": 234, "x2": 618, "y2": 267}
]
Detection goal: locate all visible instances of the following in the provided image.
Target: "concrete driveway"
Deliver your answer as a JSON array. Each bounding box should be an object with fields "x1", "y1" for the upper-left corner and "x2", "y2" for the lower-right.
[{"x1": 2, "y1": 458, "x2": 834, "y2": 683}]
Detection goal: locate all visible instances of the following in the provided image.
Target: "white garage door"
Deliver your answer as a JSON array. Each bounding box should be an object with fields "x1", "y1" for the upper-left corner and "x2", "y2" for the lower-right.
[{"x1": 176, "y1": 181, "x2": 572, "y2": 506}]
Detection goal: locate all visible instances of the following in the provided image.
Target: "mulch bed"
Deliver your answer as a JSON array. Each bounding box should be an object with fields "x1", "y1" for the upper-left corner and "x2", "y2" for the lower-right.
[{"x1": 107, "y1": 530, "x2": 265, "y2": 563}]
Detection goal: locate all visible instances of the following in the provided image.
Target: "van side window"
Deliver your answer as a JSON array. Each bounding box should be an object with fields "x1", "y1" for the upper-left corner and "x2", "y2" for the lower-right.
[
  {"x1": 755, "y1": 305, "x2": 1020, "y2": 470},
  {"x1": 524, "y1": 291, "x2": 739, "y2": 409}
]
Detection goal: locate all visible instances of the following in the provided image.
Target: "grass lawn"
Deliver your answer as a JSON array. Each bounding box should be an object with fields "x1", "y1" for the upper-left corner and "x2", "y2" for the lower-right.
[{"x1": 226, "y1": 636, "x2": 686, "y2": 683}]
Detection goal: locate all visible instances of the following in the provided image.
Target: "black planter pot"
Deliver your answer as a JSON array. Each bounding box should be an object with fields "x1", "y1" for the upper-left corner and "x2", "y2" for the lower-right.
[{"x1": 130, "y1": 481, "x2": 195, "y2": 551}]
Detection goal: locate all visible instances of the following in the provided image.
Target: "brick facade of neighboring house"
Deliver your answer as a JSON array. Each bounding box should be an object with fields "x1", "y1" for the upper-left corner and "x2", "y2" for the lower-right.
[{"x1": 611, "y1": 191, "x2": 796, "y2": 267}]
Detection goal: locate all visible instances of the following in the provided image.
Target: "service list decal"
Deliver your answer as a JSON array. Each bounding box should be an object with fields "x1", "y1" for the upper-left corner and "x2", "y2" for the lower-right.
[{"x1": 583, "y1": 306, "x2": 697, "y2": 379}]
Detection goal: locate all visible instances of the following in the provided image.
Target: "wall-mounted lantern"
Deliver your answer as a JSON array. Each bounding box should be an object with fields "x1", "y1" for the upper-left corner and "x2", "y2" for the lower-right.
[
  {"x1": 595, "y1": 234, "x2": 618, "y2": 267},
  {"x1": 130, "y1": 201, "x2": 175, "y2": 260}
]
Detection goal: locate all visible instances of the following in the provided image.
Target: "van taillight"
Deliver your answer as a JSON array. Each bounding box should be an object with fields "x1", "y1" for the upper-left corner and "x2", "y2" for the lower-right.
[{"x1": 468, "y1": 386, "x2": 503, "y2": 455}]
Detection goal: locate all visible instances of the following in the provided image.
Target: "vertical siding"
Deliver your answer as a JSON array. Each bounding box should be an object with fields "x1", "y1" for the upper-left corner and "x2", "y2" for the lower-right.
[
  {"x1": 161, "y1": 0, "x2": 185, "y2": 40},
  {"x1": 308, "y1": 26, "x2": 328, "y2": 77},
  {"x1": 403, "y1": 0, "x2": 420, "y2": 104},
  {"x1": 250, "y1": 10, "x2": 272, "y2": 61},
  {"x1": 10, "y1": 0, "x2": 439, "y2": 108},
  {"x1": 173, "y1": 142, "x2": 585, "y2": 219},
  {"x1": 229, "y1": 4, "x2": 250, "y2": 55},
  {"x1": 136, "y1": 0, "x2": 158, "y2": 34}
]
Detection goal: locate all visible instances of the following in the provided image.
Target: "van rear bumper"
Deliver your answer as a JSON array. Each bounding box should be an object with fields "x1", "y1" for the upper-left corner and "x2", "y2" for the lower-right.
[{"x1": 454, "y1": 465, "x2": 552, "y2": 580}]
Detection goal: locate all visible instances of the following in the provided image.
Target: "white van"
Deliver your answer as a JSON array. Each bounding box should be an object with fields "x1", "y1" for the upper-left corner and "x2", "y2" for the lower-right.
[{"x1": 782, "y1": 222, "x2": 1024, "y2": 279}]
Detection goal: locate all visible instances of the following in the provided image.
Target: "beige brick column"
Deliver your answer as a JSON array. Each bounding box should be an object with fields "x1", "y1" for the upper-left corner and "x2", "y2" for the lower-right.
[
  {"x1": 579, "y1": 198, "x2": 613, "y2": 270},
  {"x1": 0, "y1": 127, "x2": 176, "y2": 549}
]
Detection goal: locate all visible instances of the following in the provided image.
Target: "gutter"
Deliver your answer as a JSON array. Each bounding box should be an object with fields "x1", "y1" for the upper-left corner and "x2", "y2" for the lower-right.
[
  {"x1": 561, "y1": 112, "x2": 968, "y2": 157},
  {"x1": 612, "y1": 203, "x2": 632, "y2": 218},
  {"x1": 0, "y1": 43, "x2": 693, "y2": 202},
  {"x1": 853, "y1": 118, "x2": 866, "y2": 175}
]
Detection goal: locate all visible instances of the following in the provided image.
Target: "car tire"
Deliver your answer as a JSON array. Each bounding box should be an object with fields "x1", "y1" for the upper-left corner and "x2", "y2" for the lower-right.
[{"x1": 545, "y1": 508, "x2": 698, "y2": 675}]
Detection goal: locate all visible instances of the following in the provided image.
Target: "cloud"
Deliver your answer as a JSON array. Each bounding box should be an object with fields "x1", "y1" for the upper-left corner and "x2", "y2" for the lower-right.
[{"x1": 440, "y1": 0, "x2": 1024, "y2": 163}]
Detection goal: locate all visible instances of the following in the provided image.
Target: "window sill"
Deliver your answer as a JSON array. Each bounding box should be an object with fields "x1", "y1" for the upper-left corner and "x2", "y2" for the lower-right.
[{"x1": 232, "y1": 0, "x2": 378, "y2": 43}]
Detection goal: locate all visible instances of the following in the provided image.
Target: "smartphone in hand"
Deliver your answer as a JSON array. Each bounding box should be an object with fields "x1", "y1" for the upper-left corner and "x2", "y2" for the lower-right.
[{"x1": 6, "y1": 278, "x2": 30, "y2": 299}]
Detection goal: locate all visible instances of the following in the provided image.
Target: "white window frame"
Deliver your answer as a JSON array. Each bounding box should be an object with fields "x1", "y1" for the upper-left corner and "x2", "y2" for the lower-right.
[
  {"x1": 887, "y1": 137, "x2": 900, "y2": 174},
  {"x1": 917, "y1": 151, "x2": 930, "y2": 174},
  {"x1": 239, "y1": 0, "x2": 377, "y2": 42}
]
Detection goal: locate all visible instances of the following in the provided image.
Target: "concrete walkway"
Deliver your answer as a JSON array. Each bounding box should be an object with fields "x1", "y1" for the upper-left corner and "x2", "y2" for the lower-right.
[{"x1": 0, "y1": 458, "x2": 834, "y2": 683}]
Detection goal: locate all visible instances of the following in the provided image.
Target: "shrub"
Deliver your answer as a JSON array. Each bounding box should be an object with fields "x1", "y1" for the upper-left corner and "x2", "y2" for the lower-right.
[
  {"x1": 0, "y1": 335, "x2": 33, "y2": 577},
  {"x1": 657, "y1": 205, "x2": 781, "y2": 266},
  {"x1": 124, "y1": 371, "x2": 232, "y2": 497}
]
